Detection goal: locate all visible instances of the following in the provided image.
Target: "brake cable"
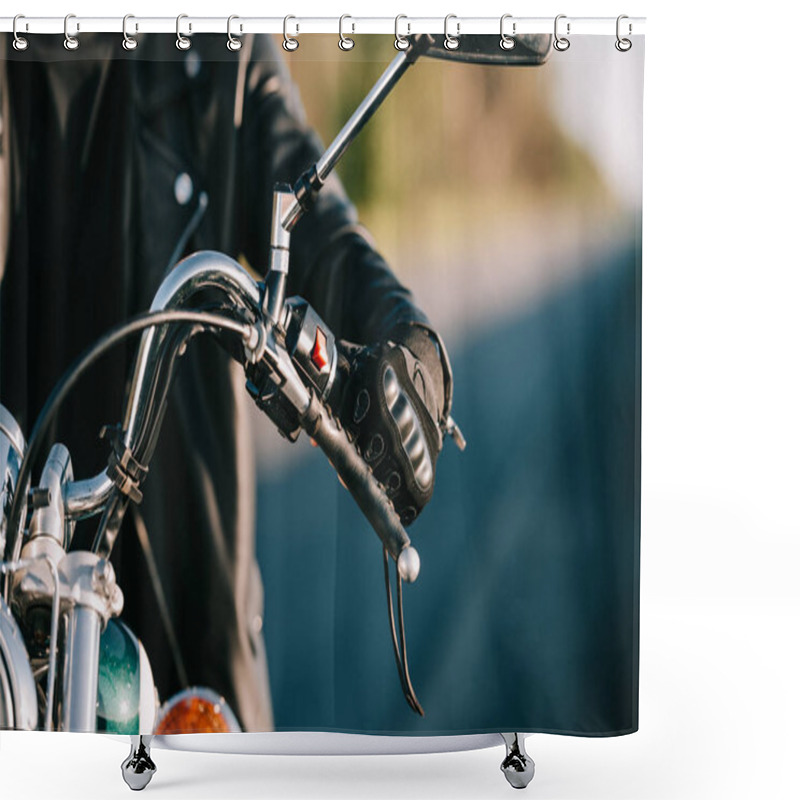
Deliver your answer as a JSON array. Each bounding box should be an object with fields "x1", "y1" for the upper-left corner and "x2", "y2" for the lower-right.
[{"x1": 383, "y1": 547, "x2": 424, "y2": 716}]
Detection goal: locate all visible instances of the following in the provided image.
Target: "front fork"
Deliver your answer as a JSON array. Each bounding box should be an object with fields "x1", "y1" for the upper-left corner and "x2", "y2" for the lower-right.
[{"x1": 10, "y1": 445, "x2": 123, "y2": 731}]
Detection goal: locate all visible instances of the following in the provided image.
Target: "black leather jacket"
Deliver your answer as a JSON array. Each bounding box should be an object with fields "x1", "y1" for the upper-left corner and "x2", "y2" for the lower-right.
[{"x1": 0, "y1": 33, "x2": 444, "y2": 730}]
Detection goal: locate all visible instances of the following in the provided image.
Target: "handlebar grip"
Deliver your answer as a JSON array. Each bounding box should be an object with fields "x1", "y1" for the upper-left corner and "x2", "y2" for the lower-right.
[{"x1": 299, "y1": 393, "x2": 419, "y2": 580}]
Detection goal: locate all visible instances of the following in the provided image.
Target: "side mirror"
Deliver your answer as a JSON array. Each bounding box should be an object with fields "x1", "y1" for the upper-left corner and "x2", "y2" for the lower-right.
[{"x1": 416, "y1": 34, "x2": 552, "y2": 66}]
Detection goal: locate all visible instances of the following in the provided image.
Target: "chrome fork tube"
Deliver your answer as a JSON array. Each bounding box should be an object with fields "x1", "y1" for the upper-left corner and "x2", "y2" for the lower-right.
[{"x1": 61, "y1": 606, "x2": 102, "y2": 732}]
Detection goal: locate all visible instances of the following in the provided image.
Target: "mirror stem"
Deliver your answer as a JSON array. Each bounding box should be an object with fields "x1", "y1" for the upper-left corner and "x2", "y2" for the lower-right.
[{"x1": 282, "y1": 35, "x2": 434, "y2": 231}]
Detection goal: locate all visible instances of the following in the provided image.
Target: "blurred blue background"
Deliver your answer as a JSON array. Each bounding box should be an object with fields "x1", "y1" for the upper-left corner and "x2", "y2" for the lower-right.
[{"x1": 254, "y1": 36, "x2": 642, "y2": 735}]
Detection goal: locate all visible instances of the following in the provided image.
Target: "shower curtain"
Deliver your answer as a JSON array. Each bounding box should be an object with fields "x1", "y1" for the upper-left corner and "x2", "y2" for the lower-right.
[{"x1": 0, "y1": 29, "x2": 643, "y2": 738}]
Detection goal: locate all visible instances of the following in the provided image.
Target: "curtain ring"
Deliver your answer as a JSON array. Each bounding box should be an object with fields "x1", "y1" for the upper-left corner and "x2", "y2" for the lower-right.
[
  {"x1": 12, "y1": 15, "x2": 29, "y2": 52},
  {"x1": 64, "y1": 14, "x2": 80, "y2": 51},
  {"x1": 615, "y1": 15, "x2": 632, "y2": 52},
  {"x1": 443, "y1": 14, "x2": 460, "y2": 51},
  {"x1": 227, "y1": 15, "x2": 242, "y2": 51},
  {"x1": 394, "y1": 14, "x2": 410, "y2": 51},
  {"x1": 339, "y1": 14, "x2": 355, "y2": 51},
  {"x1": 553, "y1": 14, "x2": 570, "y2": 51},
  {"x1": 500, "y1": 14, "x2": 516, "y2": 50},
  {"x1": 122, "y1": 14, "x2": 138, "y2": 51},
  {"x1": 283, "y1": 15, "x2": 299, "y2": 51},
  {"x1": 176, "y1": 14, "x2": 191, "y2": 51}
]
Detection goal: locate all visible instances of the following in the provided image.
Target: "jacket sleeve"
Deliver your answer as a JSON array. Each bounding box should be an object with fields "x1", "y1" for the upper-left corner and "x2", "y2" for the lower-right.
[{"x1": 235, "y1": 35, "x2": 430, "y2": 345}]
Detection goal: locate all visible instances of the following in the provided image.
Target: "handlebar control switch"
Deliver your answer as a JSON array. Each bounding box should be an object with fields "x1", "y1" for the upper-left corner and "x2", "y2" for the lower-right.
[{"x1": 282, "y1": 297, "x2": 338, "y2": 402}]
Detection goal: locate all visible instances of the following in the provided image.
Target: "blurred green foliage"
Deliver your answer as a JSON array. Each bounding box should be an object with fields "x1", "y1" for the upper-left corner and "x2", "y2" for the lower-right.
[{"x1": 283, "y1": 36, "x2": 612, "y2": 269}]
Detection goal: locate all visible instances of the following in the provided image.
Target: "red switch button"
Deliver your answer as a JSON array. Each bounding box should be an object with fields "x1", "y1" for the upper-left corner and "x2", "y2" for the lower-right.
[{"x1": 311, "y1": 327, "x2": 329, "y2": 371}]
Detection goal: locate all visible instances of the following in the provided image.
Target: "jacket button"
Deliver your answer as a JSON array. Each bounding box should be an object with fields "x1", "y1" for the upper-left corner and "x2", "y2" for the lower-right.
[{"x1": 173, "y1": 173, "x2": 193, "y2": 205}]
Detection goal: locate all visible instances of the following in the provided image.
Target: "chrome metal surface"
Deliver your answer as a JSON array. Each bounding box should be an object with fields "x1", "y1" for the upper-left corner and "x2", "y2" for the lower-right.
[
  {"x1": 122, "y1": 14, "x2": 138, "y2": 50},
  {"x1": 315, "y1": 49, "x2": 412, "y2": 185},
  {"x1": 500, "y1": 14, "x2": 516, "y2": 50},
  {"x1": 554, "y1": 14, "x2": 571, "y2": 51},
  {"x1": 500, "y1": 733, "x2": 535, "y2": 789},
  {"x1": 226, "y1": 15, "x2": 241, "y2": 51},
  {"x1": 64, "y1": 473, "x2": 115, "y2": 520},
  {"x1": 615, "y1": 14, "x2": 632, "y2": 51},
  {"x1": 12, "y1": 14, "x2": 28, "y2": 50},
  {"x1": 28, "y1": 444, "x2": 73, "y2": 549},
  {"x1": 394, "y1": 15, "x2": 410, "y2": 50},
  {"x1": 282, "y1": 48, "x2": 413, "y2": 229},
  {"x1": 444, "y1": 14, "x2": 460, "y2": 50},
  {"x1": 149, "y1": 731, "x2": 509, "y2": 756},
  {"x1": 62, "y1": 605, "x2": 102, "y2": 732},
  {"x1": 282, "y1": 15, "x2": 299, "y2": 51},
  {"x1": 0, "y1": 594, "x2": 38, "y2": 730},
  {"x1": 63, "y1": 13, "x2": 79, "y2": 50},
  {"x1": 122, "y1": 735, "x2": 156, "y2": 791},
  {"x1": 0, "y1": 17, "x2": 647, "y2": 37},
  {"x1": 175, "y1": 13, "x2": 191, "y2": 50},
  {"x1": 397, "y1": 546, "x2": 420, "y2": 583},
  {"x1": 0, "y1": 405, "x2": 26, "y2": 562},
  {"x1": 121, "y1": 252, "x2": 261, "y2": 458},
  {"x1": 339, "y1": 14, "x2": 355, "y2": 51}
]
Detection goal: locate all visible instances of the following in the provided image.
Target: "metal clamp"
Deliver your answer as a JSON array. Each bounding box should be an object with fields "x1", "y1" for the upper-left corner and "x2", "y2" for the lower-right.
[
  {"x1": 394, "y1": 14, "x2": 410, "y2": 51},
  {"x1": 500, "y1": 14, "x2": 516, "y2": 51},
  {"x1": 616, "y1": 14, "x2": 632, "y2": 51},
  {"x1": 227, "y1": 15, "x2": 242, "y2": 51},
  {"x1": 554, "y1": 14, "x2": 570, "y2": 51},
  {"x1": 12, "y1": 15, "x2": 29, "y2": 51},
  {"x1": 63, "y1": 13, "x2": 79, "y2": 51},
  {"x1": 339, "y1": 14, "x2": 355, "y2": 51},
  {"x1": 283, "y1": 15, "x2": 299, "y2": 51},
  {"x1": 176, "y1": 13, "x2": 191, "y2": 51},
  {"x1": 443, "y1": 14, "x2": 460, "y2": 51},
  {"x1": 122, "y1": 14, "x2": 138, "y2": 51}
]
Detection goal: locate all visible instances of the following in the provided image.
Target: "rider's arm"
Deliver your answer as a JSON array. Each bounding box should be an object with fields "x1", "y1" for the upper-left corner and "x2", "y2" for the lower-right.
[{"x1": 235, "y1": 35, "x2": 431, "y2": 346}]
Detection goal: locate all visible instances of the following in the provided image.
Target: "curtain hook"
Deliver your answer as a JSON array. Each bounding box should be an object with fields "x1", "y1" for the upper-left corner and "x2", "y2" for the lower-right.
[
  {"x1": 394, "y1": 14, "x2": 410, "y2": 51},
  {"x1": 500, "y1": 14, "x2": 516, "y2": 51},
  {"x1": 443, "y1": 14, "x2": 460, "y2": 51},
  {"x1": 283, "y1": 15, "x2": 299, "y2": 52},
  {"x1": 64, "y1": 13, "x2": 80, "y2": 51},
  {"x1": 122, "y1": 14, "x2": 138, "y2": 51},
  {"x1": 339, "y1": 14, "x2": 355, "y2": 51},
  {"x1": 227, "y1": 15, "x2": 242, "y2": 51},
  {"x1": 553, "y1": 14, "x2": 570, "y2": 51},
  {"x1": 12, "y1": 15, "x2": 29, "y2": 51},
  {"x1": 176, "y1": 14, "x2": 191, "y2": 51},
  {"x1": 615, "y1": 15, "x2": 632, "y2": 52}
]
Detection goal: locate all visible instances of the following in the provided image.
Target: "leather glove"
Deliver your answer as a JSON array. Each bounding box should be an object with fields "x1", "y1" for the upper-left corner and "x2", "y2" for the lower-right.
[{"x1": 334, "y1": 323, "x2": 451, "y2": 526}]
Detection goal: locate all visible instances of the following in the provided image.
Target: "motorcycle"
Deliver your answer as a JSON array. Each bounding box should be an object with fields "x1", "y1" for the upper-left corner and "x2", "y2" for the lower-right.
[{"x1": 0, "y1": 33, "x2": 548, "y2": 790}]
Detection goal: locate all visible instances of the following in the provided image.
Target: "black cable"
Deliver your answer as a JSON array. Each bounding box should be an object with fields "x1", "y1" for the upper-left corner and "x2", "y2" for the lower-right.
[
  {"x1": 2, "y1": 308, "x2": 252, "y2": 577},
  {"x1": 383, "y1": 547, "x2": 424, "y2": 716}
]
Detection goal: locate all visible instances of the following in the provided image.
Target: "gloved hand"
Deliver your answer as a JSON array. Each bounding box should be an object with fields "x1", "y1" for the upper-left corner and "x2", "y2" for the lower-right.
[{"x1": 334, "y1": 323, "x2": 452, "y2": 526}]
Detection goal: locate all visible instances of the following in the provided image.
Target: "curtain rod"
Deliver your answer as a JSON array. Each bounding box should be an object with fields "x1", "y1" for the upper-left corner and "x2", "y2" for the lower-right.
[{"x1": 0, "y1": 16, "x2": 646, "y2": 37}]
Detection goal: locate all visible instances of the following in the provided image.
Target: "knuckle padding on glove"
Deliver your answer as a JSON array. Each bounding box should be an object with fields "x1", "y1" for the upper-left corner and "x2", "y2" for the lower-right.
[{"x1": 343, "y1": 342, "x2": 442, "y2": 526}]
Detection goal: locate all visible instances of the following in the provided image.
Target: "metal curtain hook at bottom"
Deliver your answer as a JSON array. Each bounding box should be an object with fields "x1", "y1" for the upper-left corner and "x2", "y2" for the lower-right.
[
  {"x1": 500, "y1": 14, "x2": 516, "y2": 50},
  {"x1": 12, "y1": 14, "x2": 29, "y2": 51},
  {"x1": 616, "y1": 14, "x2": 632, "y2": 51},
  {"x1": 122, "y1": 14, "x2": 138, "y2": 51},
  {"x1": 394, "y1": 14, "x2": 410, "y2": 50},
  {"x1": 283, "y1": 15, "x2": 299, "y2": 51},
  {"x1": 64, "y1": 13, "x2": 79, "y2": 51},
  {"x1": 339, "y1": 14, "x2": 355, "y2": 50},
  {"x1": 227, "y1": 15, "x2": 242, "y2": 51},
  {"x1": 176, "y1": 13, "x2": 191, "y2": 51},
  {"x1": 444, "y1": 14, "x2": 460, "y2": 51},
  {"x1": 554, "y1": 14, "x2": 570, "y2": 51}
]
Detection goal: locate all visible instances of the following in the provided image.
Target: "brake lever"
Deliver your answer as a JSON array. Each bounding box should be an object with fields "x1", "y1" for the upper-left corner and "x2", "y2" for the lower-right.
[{"x1": 244, "y1": 300, "x2": 420, "y2": 582}]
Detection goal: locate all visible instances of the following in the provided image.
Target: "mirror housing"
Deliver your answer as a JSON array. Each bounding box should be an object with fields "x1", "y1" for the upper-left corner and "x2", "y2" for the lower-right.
[{"x1": 410, "y1": 33, "x2": 552, "y2": 66}]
